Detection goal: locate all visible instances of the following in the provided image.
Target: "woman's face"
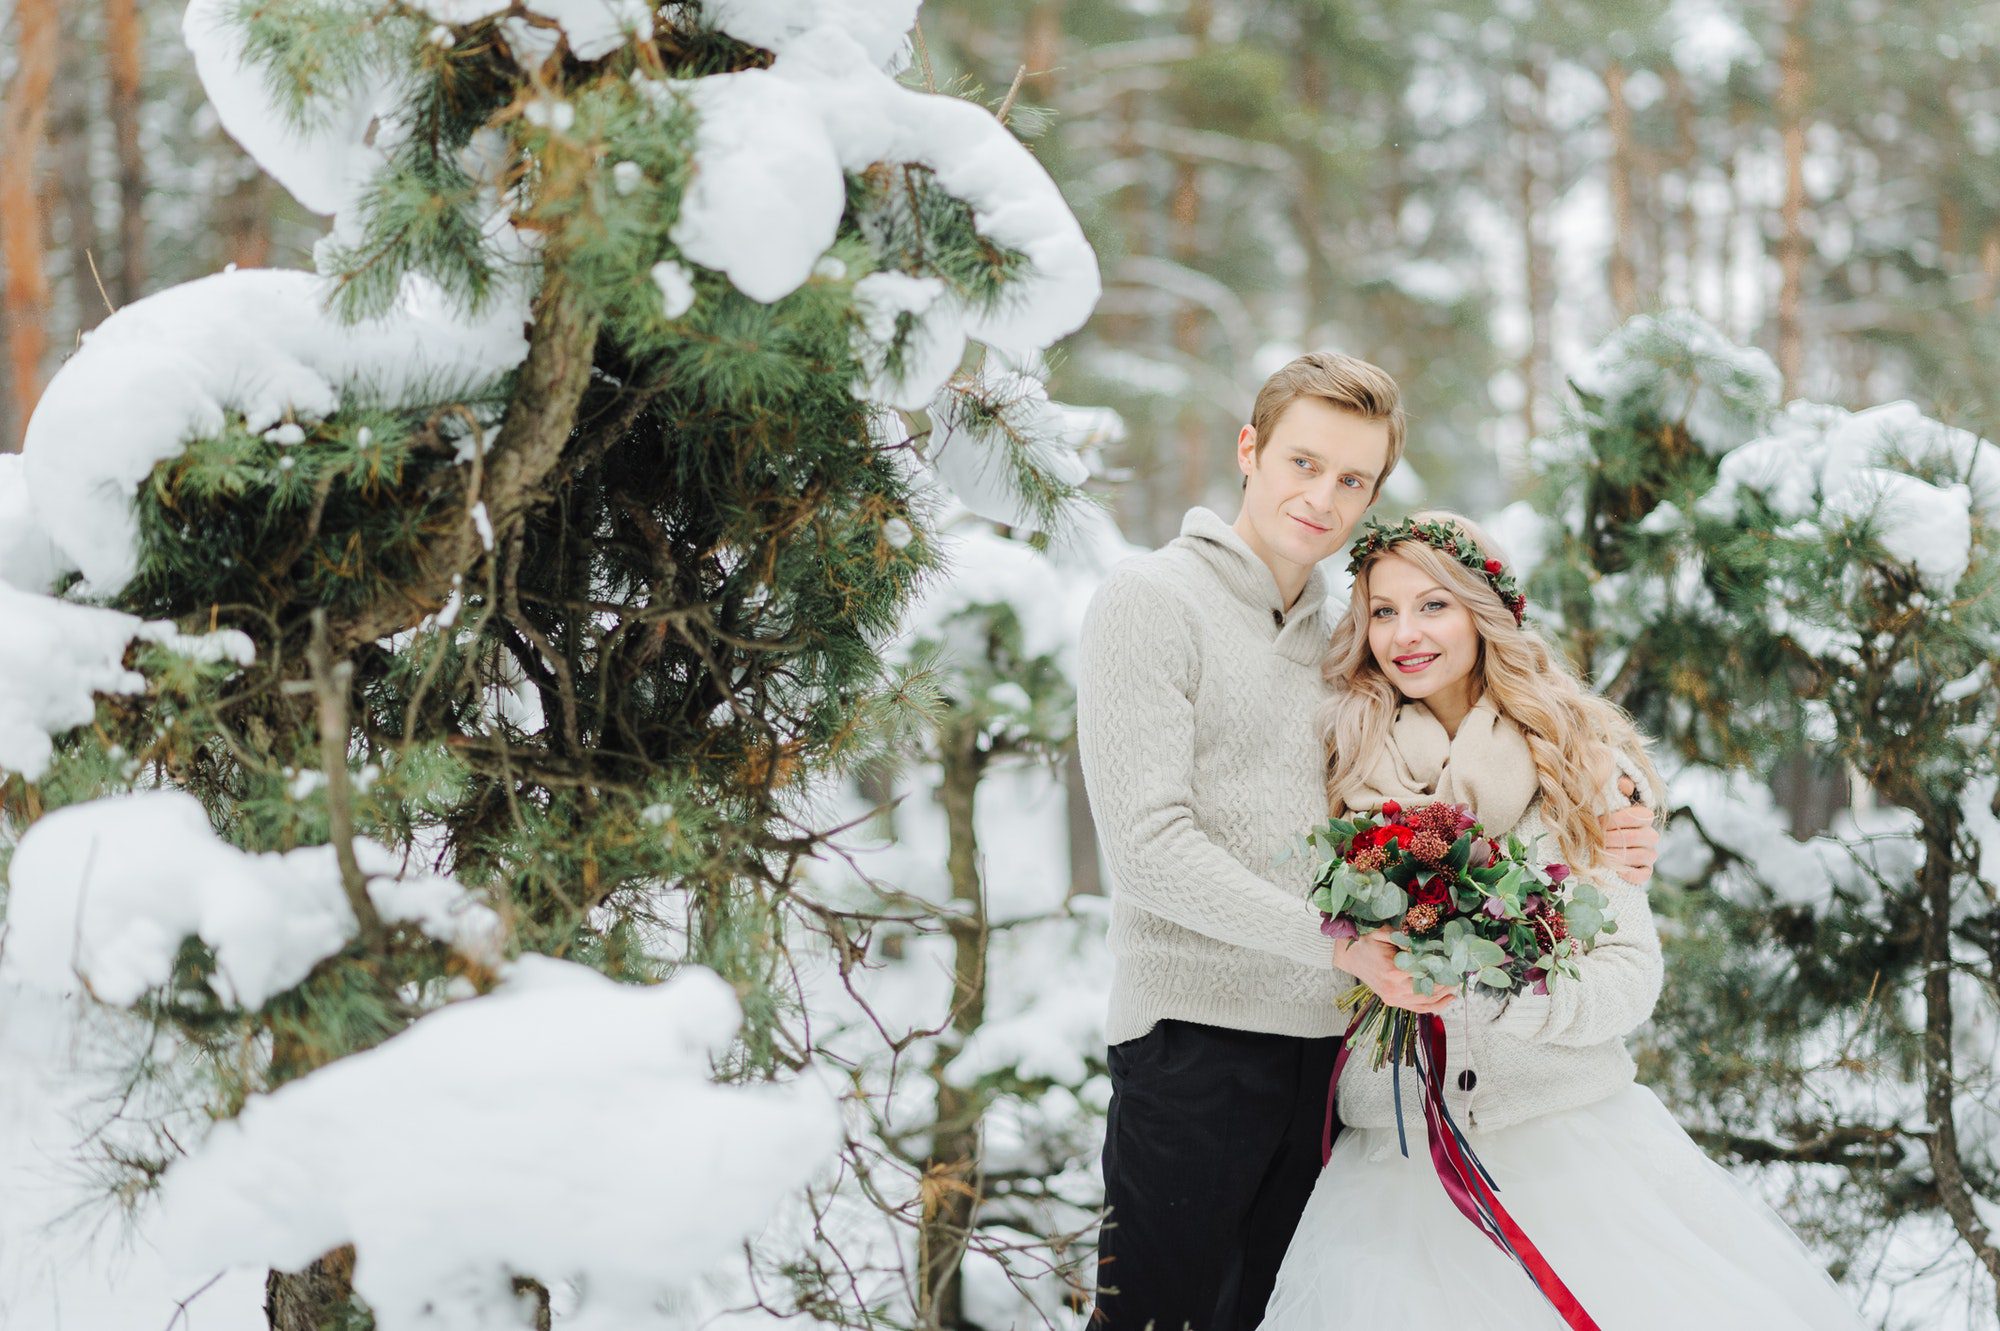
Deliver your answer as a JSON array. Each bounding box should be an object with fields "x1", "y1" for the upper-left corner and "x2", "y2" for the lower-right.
[{"x1": 1364, "y1": 552, "x2": 1480, "y2": 715}]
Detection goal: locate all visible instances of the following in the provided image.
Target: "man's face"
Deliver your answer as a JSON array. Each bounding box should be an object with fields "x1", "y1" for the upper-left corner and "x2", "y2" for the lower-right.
[{"x1": 1235, "y1": 398, "x2": 1392, "y2": 576}]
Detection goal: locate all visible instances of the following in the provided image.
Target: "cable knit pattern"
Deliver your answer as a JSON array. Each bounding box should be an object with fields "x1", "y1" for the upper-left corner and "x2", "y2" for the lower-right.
[
  {"x1": 1336, "y1": 751, "x2": 1666, "y2": 1133},
  {"x1": 1077, "y1": 507, "x2": 1350, "y2": 1046}
]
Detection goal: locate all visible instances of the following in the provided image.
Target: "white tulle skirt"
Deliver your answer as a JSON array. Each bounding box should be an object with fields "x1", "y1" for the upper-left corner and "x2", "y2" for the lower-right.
[{"x1": 1256, "y1": 1084, "x2": 1870, "y2": 1331}]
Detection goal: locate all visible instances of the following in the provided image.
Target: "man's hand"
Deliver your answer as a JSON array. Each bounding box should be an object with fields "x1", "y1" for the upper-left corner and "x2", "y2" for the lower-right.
[
  {"x1": 1332, "y1": 929, "x2": 1457, "y2": 1014},
  {"x1": 1599, "y1": 775, "x2": 1659, "y2": 886}
]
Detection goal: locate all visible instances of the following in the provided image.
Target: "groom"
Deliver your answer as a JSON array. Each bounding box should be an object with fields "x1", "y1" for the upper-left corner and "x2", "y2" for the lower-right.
[{"x1": 1075, "y1": 352, "x2": 1659, "y2": 1331}]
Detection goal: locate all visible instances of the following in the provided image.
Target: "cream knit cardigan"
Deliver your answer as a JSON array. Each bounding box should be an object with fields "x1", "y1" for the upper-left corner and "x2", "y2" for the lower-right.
[
  {"x1": 1335, "y1": 750, "x2": 1666, "y2": 1134},
  {"x1": 1076, "y1": 506, "x2": 1346, "y2": 1046}
]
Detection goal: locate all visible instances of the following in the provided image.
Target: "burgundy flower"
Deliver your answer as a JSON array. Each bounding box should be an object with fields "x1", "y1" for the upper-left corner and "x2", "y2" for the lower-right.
[
  {"x1": 1481, "y1": 896, "x2": 1507, "y2": 919},
  {"x1": 1526, "y1": 967, "x2": 1550, "y2": 996},
  {"x1": 1483, "y1": 559, "x2": 1503, "y2": 575},
  {"x1": 1522, "y1": 893, "x2": 1544, "y2": 915},
  {"x1": 1545, "y1": 863, "x2": 1571, "y2": 885},
  {"x1": 1467, "y1": 838, "x2": 1494, "y2": 869},
  {"x1": 1415, "y1": 876, "x2": 1450, "y2": 908},
  {"x1": 1321, "y1": 915, "x2": 1359, "y2": 941}
]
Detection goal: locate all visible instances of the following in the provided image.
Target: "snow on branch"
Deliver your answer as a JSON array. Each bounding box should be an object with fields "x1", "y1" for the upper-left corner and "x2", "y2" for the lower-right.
[
  {"x1": 19, "y1": 268, "x2": 528, "y2": 594},
  {"x1": 2, "y1": 791, "x2": 504, "y2": 1008},
  {"x1": 0, "y1": 586, "x2": 148, "y2": 781},
  {"x1": 668, "y1": 12, "x2": 1101, "y2": 400},
  {"x1": 153, "y1": 957, "x2": 840, "y2": 1331},
  {"x1": 1697, "y1": 399, "x2": 1998, "y2": 596}
]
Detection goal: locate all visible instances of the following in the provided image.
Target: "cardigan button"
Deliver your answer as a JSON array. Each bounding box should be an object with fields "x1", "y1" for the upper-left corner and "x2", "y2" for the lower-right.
[{"x1": 1457, "y1": 1069, "x2": 1478, "y2": 1092}]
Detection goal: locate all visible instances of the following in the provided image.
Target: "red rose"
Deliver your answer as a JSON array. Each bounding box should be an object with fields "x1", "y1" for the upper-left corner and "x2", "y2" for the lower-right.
[
  {"x1": 1385, "y1": 825, "x2": 1415, "y2": 848},
  {"x1": 1381, "y1": 800, "x2": 1401, "y2": 817},
  {"x1": 1483, "y1": 559, "x2": 1502, "y2": 574},
  {"x1": 1415, "y1": 876, "x2": 1450, "y2": 907}
]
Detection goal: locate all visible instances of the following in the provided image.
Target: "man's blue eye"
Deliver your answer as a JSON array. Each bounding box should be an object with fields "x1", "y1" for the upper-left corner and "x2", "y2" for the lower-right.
[{"x1": 1340, "y1": 476, "x2": 1363, "y2": 489}]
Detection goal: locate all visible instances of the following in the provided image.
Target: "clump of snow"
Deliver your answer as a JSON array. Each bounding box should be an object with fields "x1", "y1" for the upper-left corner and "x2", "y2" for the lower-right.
[
  {"x1": 1571, "y1": 308, "x2": 1781, "y2": 453},
  {"x1": 155, "y1": 957, "x2": 840, "y2": 1331},
  {"x1": 0, "y1": 455, "x2": 69, "y2": 593},
  {"x1": 1698, "y1": 399, "x2": 1989, "y2": 595},
  {"x1": 923, "y1": 371, "x2": 1116, "y2": 535},
  {"x1": 667, "y1": 69, "x2": 846, "y2": 304},
  {"x1": 0, "y1": 984, "x2": 269, "y2": 1325},
  {"x1": 663, "y1": 17, "x2": 1098, "y2": 394},
  {"x1": 853, "y1": 273, "x2": 959, "y2": 408},
  {"x1": 650, "y1": 259, "x2": 697, "y2": 318},
  {"x1": 19, "y1": 268, "x2": 529, "y2": 594},
  {"x1": 0, "y1": 586, "x2": 146, "y2": 781},
  {"x1": 900, "y1": 499, "x2": 1140, "y2": 669},
  {"x1": 706, "y1": 0, "x2": 923, "y2": 70},
  {"x1": 182, "y1": 0, "x2": 395, "y2": 218},
  {"x1": 3, "y1": 792, "x2": 505, "y2": 1008},
  {"x1": 1823, "y1": 470, "x2": 1973, "y2": 594}
]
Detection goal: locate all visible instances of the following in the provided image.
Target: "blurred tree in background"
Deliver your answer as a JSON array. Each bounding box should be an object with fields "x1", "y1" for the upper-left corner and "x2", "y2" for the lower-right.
[{"x1": 909, "y1": 0, "x2": 2000, "y2": 541}]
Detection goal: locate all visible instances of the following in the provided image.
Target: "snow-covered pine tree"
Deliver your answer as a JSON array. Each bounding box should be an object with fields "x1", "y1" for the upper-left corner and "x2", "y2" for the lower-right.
[
  {"x1": 0, "y1": 2, "x2": 1100, "y2": 1327},
  {"x1": 725, "y1": 383, "x2": 1132, "y2": 1331},
  {"x1": 1526, "y1": 311, "x2": 2000, "y2": 1321}
]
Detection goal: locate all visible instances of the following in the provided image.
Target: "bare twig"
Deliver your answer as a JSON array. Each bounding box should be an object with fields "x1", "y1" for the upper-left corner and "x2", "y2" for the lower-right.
[
  {"x1": 995, "y1": 64, "x2": 1028, "y2": 127},
  {"x1": 305, "y1": 609, "x2": 385, "y2": 939}
]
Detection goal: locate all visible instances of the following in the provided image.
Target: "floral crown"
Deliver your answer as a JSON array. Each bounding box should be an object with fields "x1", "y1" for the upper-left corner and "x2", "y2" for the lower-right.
[{"x1": 1346, "y1": 517, "x2": 1528, "y2": 625}]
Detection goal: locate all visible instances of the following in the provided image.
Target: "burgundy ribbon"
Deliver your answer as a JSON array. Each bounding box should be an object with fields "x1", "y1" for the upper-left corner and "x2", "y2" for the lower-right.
[{"x1": 1320, "y1": 1003, "x2": 1601, "y2": 1330}]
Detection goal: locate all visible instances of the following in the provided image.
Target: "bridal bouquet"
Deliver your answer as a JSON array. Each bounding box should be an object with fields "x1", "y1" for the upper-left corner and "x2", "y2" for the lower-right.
[{"x1": 1306, "y1": 799, "x2": 1613, "y2": 1069}]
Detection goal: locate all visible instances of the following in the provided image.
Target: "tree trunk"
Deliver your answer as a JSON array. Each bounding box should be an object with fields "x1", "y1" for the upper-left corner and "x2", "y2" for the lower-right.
[
  {"x1": 1666, "y1": 65, "x2": 1700, "y2": 310},
  {"x1": 106, "y1": 0, "x2": 148, "y2": 304},
  {"x1": 918, "y1": 720, "x2": 990, "y2": 1331},
  {"x1": 1916, "y1": 803, "x2": 2000, "y2": 1316},
  {"x1": 1776, "y1": 0, "x2": 1810, "y2": 397},
  {"x1": 53, "y1": 3, "x2": 105, "y2": 336},
  {"x1": 266, "y1": 1248, "x2": 358, "y2": 1331},
  {"x1": 1977, "y1": 225, "x2": 2000, "y2": 315},
  {"x1": 1022, "y1": 1, "x2": 1061, "y2": 97},
  {"x1": 1, "y1": 0, "x2": 59, "y2": 450},
  {"x1": 1515, "y1": 59, "x2": 1552, "y2": 442},
  {"x1": 330, "y1": 274, "x2": 601, "y2": 654},
  {"x1": 1603, "y1": 60, "x2": 1639, "y2": 320},
  {"x1": 220, "y1": 163, "x2": 276, "y2": 270},
  {"x1": 1291, "y1": 32, "x2": 1332, "y2": 339},
  {"x1": 1173, "y1": 0, "x2": 1210, "y2": 508}
]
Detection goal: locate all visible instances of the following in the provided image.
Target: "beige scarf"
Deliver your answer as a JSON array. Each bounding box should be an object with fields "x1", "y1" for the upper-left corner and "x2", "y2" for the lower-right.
[{"x1": 1338, "y1": 696, "x2": 1540, "y2": 835}]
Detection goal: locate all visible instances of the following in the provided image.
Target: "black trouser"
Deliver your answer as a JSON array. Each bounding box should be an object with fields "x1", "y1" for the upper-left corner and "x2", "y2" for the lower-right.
[{"x1": 1093, "y1": 1019, "x2": 1341, "y2": 1331}]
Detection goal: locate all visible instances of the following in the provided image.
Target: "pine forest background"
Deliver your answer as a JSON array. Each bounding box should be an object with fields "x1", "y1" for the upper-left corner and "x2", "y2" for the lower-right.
[{"x1": 0, "y1": 2, "x2": 1997, "y2": 1331}]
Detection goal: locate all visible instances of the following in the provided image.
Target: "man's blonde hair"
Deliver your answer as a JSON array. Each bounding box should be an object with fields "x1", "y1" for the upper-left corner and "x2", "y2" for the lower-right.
[{"x1": 1249, "y1": 352, "x2": 1407, "y2": 497}]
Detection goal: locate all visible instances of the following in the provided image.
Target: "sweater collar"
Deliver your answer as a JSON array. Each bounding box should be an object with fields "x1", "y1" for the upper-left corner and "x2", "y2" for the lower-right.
[{"x1": 1178, "y1": 505, "x2": 1329, "y2": 618}]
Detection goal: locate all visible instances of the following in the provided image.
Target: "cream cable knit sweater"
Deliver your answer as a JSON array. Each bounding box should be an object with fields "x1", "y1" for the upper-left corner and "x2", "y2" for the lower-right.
[
  {"x1": 1336, "y1": 751, "x2": 1666, "y2": 1134},
  {"x1": 1076, "y1": 506, "x2": 1348, "y2": 1046}
]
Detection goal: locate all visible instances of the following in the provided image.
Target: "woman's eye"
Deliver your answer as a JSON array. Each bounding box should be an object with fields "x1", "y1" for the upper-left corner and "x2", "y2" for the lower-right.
[
  {"x1": 1422, "y1": 599, "x2": 1447, "y2": 612},
  {"x1": 1370, "y1": 606, "x2": 1394, "y2": 619}
]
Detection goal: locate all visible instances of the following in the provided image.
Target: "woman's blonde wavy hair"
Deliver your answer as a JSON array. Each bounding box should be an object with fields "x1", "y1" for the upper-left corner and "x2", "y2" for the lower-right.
[{"x1": 1318, "y1": 510, "x2": 1662, "y2": 868}]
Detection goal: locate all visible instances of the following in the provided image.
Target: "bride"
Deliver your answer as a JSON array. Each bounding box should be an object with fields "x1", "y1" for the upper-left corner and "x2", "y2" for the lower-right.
[{"x1": 1257, "y1": 511, "x2": 1869, "y2": 1331}]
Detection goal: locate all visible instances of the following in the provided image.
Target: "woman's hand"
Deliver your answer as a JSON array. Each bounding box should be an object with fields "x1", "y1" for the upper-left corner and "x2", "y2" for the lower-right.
[
  {"x1": 1599, "y1": 775, "x2": 1659, "y2": 886},
  {"x1": 1332, "y1": 929, "x2": 1458, "y2": 1014}
]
